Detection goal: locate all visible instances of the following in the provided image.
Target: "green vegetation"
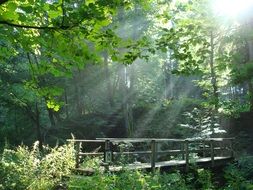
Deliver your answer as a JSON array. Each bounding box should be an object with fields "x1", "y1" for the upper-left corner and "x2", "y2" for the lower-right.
[
  {"x1": 1, "y1": 0, "x2": 253, "y2": 189},
  {"x1": 0, "y1": 143, "x2": 252, "y2": 190},
  {"x1": 0, "y1": 142, "x2": 75, "y2": 189},
  {"x1": 1, "y1": 0, "x2": 253, "y2": 145}
]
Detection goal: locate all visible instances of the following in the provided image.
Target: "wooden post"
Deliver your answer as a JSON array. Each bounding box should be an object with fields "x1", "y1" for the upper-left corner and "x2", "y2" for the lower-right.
[
  {"x1": 185, "y1": 140, "x2": 189, "y2": 171},
  {"x1": 229, "y1": 139, "x2": 234, "y2": 158},
  {"x1": 203, "y1": 141, "x2": 206, "y2": 158},
  {"x1": 151, "y1": 140, "x2": 157, "y2": 172},
  {"x1": 104, "y1": 140, "x2": 111, "y2": 171},
  {"x1": 75, "y1": 142, "x2": 81, "y2": 168},
  {"x1": 181, "y1": 142, "x2": 185, "y2": 160},
  {"x1": 220, "y1": 141, "x2": 224, "y2": 157},
  {"x1": 210, "y1": 140, "x2": 214, "y2": 167}
]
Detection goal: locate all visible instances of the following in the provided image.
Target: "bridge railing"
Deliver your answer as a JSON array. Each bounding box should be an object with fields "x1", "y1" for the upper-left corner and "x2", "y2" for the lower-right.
[{"x1": 67, "y1": 138, "x2": 234, "y2": 171}]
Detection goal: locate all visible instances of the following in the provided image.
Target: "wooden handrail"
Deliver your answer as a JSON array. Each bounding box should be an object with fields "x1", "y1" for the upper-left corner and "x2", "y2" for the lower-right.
[
  {"x1": 69, "y1": 137, "x2": 235, "y2": 171},
  {"x1": 78, "y1": 147, "x2": 229, "y2": 157},
  {"x1": 95, "y1": 137, "x2": 235, "y2": 142},
  {"x1": 67, "y1": 139, "x2": 106, "y2": 143},
  {"x1": 79, "y1": 152, "x2": 104, "y2": 156}
]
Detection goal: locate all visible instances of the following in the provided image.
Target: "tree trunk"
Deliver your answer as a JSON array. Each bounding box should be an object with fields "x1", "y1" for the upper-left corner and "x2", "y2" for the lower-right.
[
  {"x1": 119, "y1": 66, "x2": 129, "y2": 137},
  {"x1": 164, "y1": 60, "x2": 173, "y2": 99},
  {"x1": 119, "y1": 65, "x2": 135, "y2": 137},
  {"x1": 104, "y1": 51, "x2": 114, "y2": 108},
  {"x1": 246, "y1": 19, "x2": 253, "y2": 112},
  {"x1": 47, "y1": 108, "x2": 56, "y2": 127},
  {"x1": 117, "y1": 6, "x2": 134, "y2": 137},
  {"x1": 128, "y1": 64, "x2": 135, "y2": 136},
  {"x1": 209, "y1": 31, "x2": 219, "y2": 136},
  {"x1": 74, "y1": 73, "x2": 83, "y2": 116},
  {"x1": 210, "y1": 31, "x2": 219, "y2": 110},
  {"x1": 64, "y1": 88, "x2": 69, "y2": 119},
  {"x1": 14, "y1": 106, "x2": 19, "y2": 145},
  {"x1": 35, "y1": 102, "x2": 43, "y2": 150}
]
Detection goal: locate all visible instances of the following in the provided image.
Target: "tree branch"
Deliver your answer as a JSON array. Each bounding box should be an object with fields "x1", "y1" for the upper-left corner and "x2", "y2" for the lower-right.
[
  {"x1": 61, "y1": 0, "x2": 66, "y2": 27},
  {"x1": 0, "y1": 0, "x2": 8, "y2": 5},
  {"x1": 0, "y1": 20, "x2": 74, "y2": 30}
]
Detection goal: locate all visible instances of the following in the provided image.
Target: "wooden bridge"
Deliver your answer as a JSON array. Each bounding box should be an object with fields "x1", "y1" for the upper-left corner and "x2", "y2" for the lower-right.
[{"x1": 68, "y1": 138, "x2": 234, "y2": 174}]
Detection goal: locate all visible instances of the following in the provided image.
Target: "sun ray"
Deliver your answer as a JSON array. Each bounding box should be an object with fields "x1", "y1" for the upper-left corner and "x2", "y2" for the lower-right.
[{"x1": 212, "y1": 0, "x2": 253, "y2": 18}]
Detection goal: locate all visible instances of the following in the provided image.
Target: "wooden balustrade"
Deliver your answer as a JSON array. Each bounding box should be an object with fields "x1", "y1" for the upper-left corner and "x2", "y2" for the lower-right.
[{"x1": 67, "y1": 137, "x2": 235, "y2": 172}]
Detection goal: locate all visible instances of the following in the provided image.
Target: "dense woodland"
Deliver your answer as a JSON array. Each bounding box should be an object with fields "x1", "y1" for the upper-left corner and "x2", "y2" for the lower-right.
[{"x1": 0, "y1": 0, "x2": 253, "y2": 189}]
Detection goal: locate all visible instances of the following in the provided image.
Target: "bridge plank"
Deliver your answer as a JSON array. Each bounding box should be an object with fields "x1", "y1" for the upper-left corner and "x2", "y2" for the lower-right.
[
  {"x1": 69, "y1": 137, "x2": 234, "y2": 175},
  {"x1": 73, "y1": 156, "x2": 233, "y2": 175},
  {"x1": 108, "y1": 156, "x2": 232, "y2": 172}
]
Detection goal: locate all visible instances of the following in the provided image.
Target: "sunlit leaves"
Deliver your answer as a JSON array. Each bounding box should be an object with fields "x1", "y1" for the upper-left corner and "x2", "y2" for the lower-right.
[
  {"x1": 85, "y1": 0, "x2": 96, "y2": 6},
  {"x1": 218, "y1": 100, "x2": 251, "y2": 117},
  {"x1": 46, "y1": 100, "x2": 60, "y2": 112},
  {"x1": 0, "y1": 2, "x2": 19, "y2": 21},
  {"x1": 180, "y1": 107, "x2": 225, "y2": 137}
]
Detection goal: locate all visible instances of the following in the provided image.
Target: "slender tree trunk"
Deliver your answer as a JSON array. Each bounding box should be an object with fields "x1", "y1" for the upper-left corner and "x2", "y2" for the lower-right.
[
  {"x1": 210, "y1": 31, "x2": 219, "y2": 110},
  {"x1": 35, "y1": 102, "x2": 43, "y2": 150},
  {"x1": 104, "y1": 51, "x2": 114, "y2": 108},
  {"x1": 209, "y1": 31, "x2": 219, "y2": 136},
  {"x1": 128, "y1": 64, "x2": 135, "y2": 136},
  {"x1": 119, "y1": 66, "x2": 129, "y2": 137},
  {"x1": 47, "y1": 108, "x2": 56, "y2": 127},
  {"x1": 64, "y1": 88, "x2": 69, "y2": 119},
  {"x1": 26, "y1": 54, "x2": 43, "y2": 149},
  {"x1": 248, "y1": 82, "x2": 253, "y2": 112},
  {"x1": 116, "y1": 6, "x2": 133, "y2": 137},
  {"x1": 14, "y1": 106, "x2": 19, "y2": 145},
  {"x1": 74, "y1": 73, "x2": 83, "y2": 116},
  {"x1": 164, "y1": 61, "x2": 173, "y2": 100},
  {"x1": 119, "y1": 65, "x2": 135, "y2": 137},
  {"x1": 246, "y1": 19, "x2": 253, "y2": 111},
  {"x1": 164, "y1": 51, "x2": 177, "y2": 100},
  {"x1": 164, "y1": 62, "x2": 169, "y2": 100}
]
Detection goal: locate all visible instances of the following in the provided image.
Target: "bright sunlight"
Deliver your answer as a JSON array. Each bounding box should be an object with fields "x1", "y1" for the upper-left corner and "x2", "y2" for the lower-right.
[{"x1": 212, "y1": 0, "x2": 253, "y2": 18}]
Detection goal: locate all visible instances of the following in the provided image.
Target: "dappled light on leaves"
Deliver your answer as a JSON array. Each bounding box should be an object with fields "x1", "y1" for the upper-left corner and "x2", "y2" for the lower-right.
[{"x1": 0, "y1": 2, "x2": 253, "y2": 189}]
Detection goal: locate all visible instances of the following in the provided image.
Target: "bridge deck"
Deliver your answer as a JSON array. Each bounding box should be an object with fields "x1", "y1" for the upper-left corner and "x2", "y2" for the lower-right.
[
  {"x1": 108, "y1": 156, "x2": 232, "y2": 171},
  {"x1": 74, "y1": 156, "x2": 233, "y2": 174},
  {"x1": 69, "y1": 138, "x2": 235, "y2": 175}
]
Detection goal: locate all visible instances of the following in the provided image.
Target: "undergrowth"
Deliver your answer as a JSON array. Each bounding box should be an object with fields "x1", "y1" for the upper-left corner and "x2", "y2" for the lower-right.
[
  {"x1": 0, "y1": 142, "x2": 252, "y2": 190},
  {"x1": 0, "y1": 141, "x2": 75, "y2": 190}
]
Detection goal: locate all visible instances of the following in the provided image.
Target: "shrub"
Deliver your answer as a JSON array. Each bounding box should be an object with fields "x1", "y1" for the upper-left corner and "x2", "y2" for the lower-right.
[
  {"x1": 223, "y1": 156, "x2": 253, "y2": 190},
  {"x1": 0, "y1": 141, "x2": 75, "y2": 190},
  {"x1": 196, "y1": 169, "x2": 214, "y2": 190},
  {"x1": 67, "y1": 170, "x2": 189, "y2": 190}
]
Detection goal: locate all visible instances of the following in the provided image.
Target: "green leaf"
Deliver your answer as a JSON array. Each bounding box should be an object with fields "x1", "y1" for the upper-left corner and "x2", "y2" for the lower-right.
[
  {"x1": 1, "y1": 10, "x2": 19, "y2": 21},
  {"x1": 48, "y1": 10, "x2": 61, "y2": 19},
  {"x1": 21, "y1": 6, "x2": 33, "y2": 14},
  {"x1": 85, "y1": 0, "x2": 96, "y2": 6},
  {"x1": 43, "y1": 3, "x2": 50, "y2": 11},
  {"x1": 17, "y1": 13, "x2": 27, "y2": 22},
  {"x1": 161, "y1": 47, "x2": 167, "y2": 53},
  {"x1": 52, "y1": 58, "x2": 57, "y2": 63},
  {"x1": 6, "y1": 2, "x2": 17, "y2": 12},
  {"x1": 53, "y1": 105, "x2": 60, "y2": 112}
]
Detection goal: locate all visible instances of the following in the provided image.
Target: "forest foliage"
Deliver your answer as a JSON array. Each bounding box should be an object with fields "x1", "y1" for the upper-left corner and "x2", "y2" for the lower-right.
[
  {"x1": 0, "y1": 142, "x2": 253, "y2": 190},
  {"x1": 1, "y1": 0, "x2": 253, "y2": 189},
  {"x1": 0, "y1": 0, "x2": 252, "y2": 149}
]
